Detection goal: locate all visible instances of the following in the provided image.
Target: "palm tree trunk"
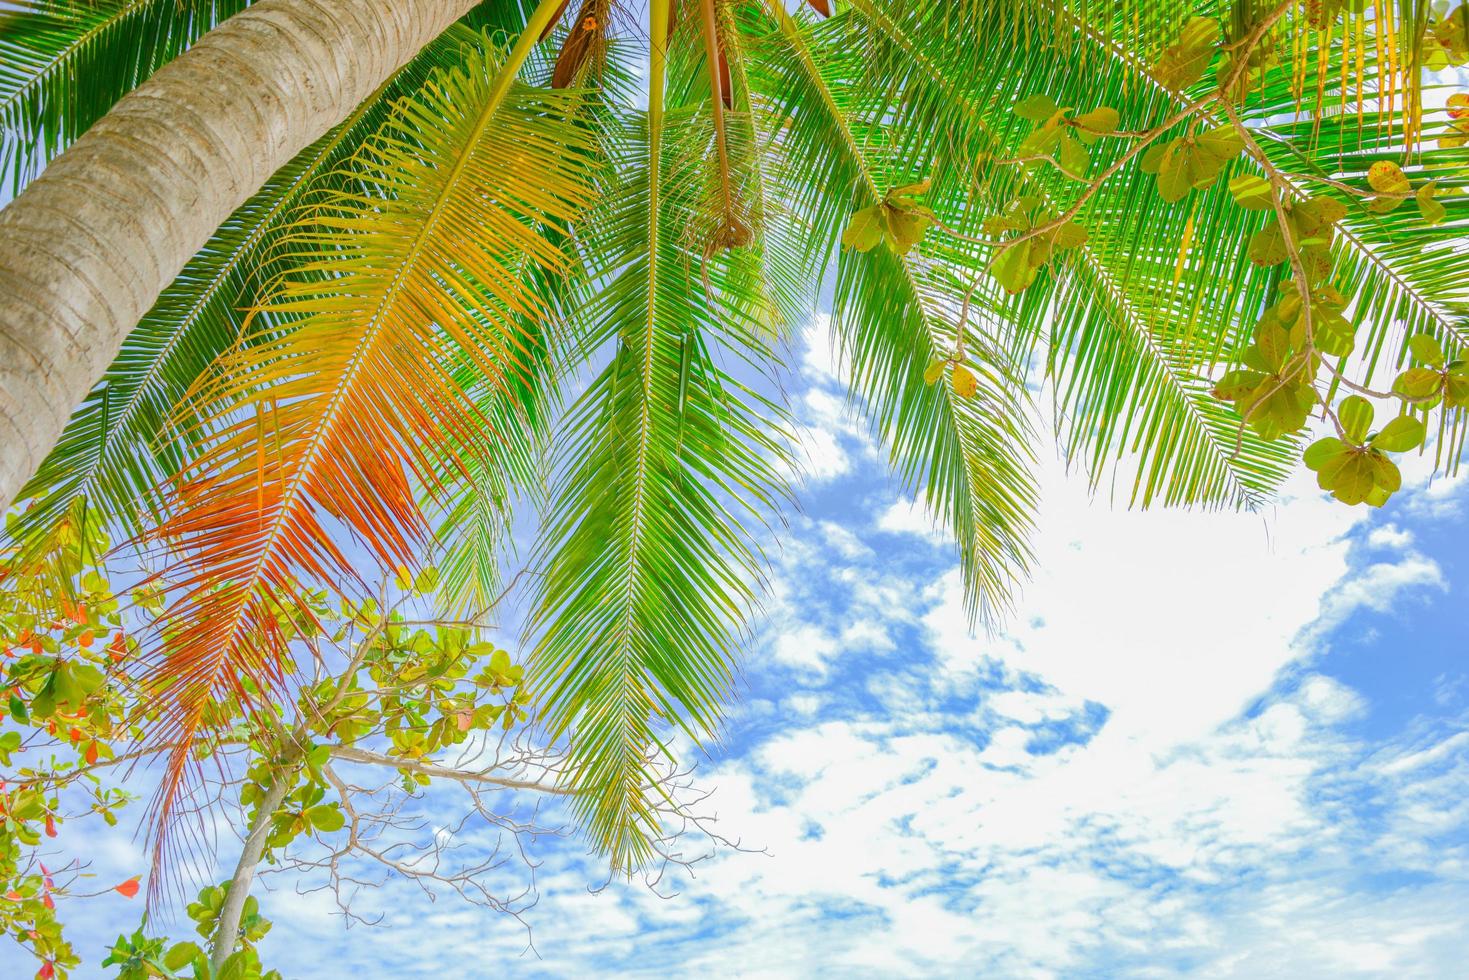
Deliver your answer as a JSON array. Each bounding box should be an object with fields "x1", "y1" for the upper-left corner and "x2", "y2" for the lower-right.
[{"x1": 0, "y1": 0, "x2": 480, "y2": 511}]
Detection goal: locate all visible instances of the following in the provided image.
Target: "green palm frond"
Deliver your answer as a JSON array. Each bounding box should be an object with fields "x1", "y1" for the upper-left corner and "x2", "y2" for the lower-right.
[
  {"x1": 0, "y1": 0, "x2": 256, "y2": 191},
  {"x1": 750, "y1": 0, "x2": 1039, "y2": 622},
  {"x1": 529, "y1": 12, "x2": 795, "y2": 861}
]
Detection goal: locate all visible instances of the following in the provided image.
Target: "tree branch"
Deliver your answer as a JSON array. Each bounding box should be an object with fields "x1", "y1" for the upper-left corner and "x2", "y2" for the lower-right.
[{"x1": 328, "y1": 745, "x2": 575, "y2": 796}]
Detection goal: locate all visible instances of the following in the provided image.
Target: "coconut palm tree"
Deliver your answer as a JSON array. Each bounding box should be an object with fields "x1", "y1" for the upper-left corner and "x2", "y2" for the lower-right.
[{"x1": 0, "y1": 0, "x2": 1465, "y2": 873}]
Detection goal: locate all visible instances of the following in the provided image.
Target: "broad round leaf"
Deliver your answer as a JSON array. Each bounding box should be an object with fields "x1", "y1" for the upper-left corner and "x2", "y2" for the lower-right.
[
  {"x1": 1370, "y1": 415, "x2": 1426, "y2": 453},
  {"x1": 1303, "y1": 437, "x2": 1347, "y2": 471}
]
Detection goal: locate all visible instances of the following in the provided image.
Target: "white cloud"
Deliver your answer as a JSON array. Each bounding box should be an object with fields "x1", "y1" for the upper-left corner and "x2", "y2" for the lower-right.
[
  {"x1": 876, "y1": 497, "x2": 946, "y2": 542},
  {"x1": 1366, "y1": 523, "x2": 1413, "y2": 550},
  {"x1": 770, "y1": 623, "x2": 838, "y2": 676},
  {"x1": 792, "y1": 420, "x2": 849, "y2": 482},
  {"x1": 984, "y1": 688, "x2": 1083, "y2": 725},
  {"x1": 800, "y1": 312, "x2": 843, "y2": 382}
]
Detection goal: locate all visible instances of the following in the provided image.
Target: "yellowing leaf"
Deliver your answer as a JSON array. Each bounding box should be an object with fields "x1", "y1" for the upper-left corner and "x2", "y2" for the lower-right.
[
  {"x1": 1155, "y1": 16, "x2": 1221, "y2": 90},
  {"x1": 1248, "y1": 221, "x2": 1288, "y2": 266},
  {"x1": 1417, "y1": 181, "x2": 1447, "y2": 226},
  {"x1": 1228, "y1": 174, "x2": 1274, "y2": 210},
  {"x1": 841, "y1": 205, "x2": 886, "y2": 252},
  {"x1": 1367, "y1": 160, "x2": 1410, "y2": 195},
  {"x1": 923, "y1": 358, "x2": 947, "y2": 385},
  {"x1": 951, "y1": 364, "x2": 979, "y2": 399},
  {"x1": 885, "y1": 206, "x2": 932, "y2": 255},
  {"x1": 1393, "y1": 366, "x2": 1445, "y2": 404},
  {"x1": 1073, "y1": 106, "x2": 1119, "y2": 144}
]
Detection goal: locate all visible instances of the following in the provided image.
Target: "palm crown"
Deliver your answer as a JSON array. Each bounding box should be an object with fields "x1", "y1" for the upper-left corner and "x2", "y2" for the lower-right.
[{"x1": 1, "y1": 0, "x2": 1466, "y2": 874}]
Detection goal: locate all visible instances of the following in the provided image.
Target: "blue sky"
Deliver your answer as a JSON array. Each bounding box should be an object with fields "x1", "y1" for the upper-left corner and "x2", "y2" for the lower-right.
[{"x1": 16, "y1": 314, "x2": 1468, "y2": 978}]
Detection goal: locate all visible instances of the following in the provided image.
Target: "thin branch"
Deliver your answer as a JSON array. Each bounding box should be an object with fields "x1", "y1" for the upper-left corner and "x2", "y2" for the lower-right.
[{"x1": 328, "y1": 745, "x2": 576, "y2": 796}]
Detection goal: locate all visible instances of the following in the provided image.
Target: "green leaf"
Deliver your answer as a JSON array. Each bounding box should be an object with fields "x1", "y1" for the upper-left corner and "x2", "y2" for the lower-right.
[
  {"x1": 1140, "y1": 143, "x2": 1167, "y2": 174},
  {"x1": 990, "y1": 241, "x2": 1039, "y2": 293},
  {"x1": 1051, "y1": 220, "x2": 1088, "y2": 250},
  {"x1": 307, "y1": 805, "x2": 345, "y2": 833},
  {"x1": 923, "y1": 358, "x2": 947, "y2": 385},
  {"x1": 489, "y1": 648, "x2": 512, "y2": 674},
  {"x1": 1337, "y1": 395, "x2": 1374, "y2": 444},
  {"x1": 1329, "y1": 454, "x2": 1377, "y2": 505},
  {"x1": 216, "y1": 951, "x2": 253, "y2": 980},
  {"x1": 69, "y1": 661, "x2": 105, "y2": 697},
  {"x1": 1013, "y1": 92, "x2": 1061, "y2": 122},
  {"x1": 1193, "y1": 125, "x2": 1244, "y2": 168},
  {"x1": 1303, "y1": 436, "x2": 1348, "y2": 471},
  {"x1": 1408, "y1": 334, "x2": 1446, "y2": 367},
  {"x1": 1212, "y1": 369, "x2": 1265, "y2": 400},
  {"x1": 1059, "y1": 134, "x2": 1089, "y2": 179},
  {"x1": 413, "y1": 566, "x2": 440, "y2": 593},
  {"x1": 1370, "y1": 415, "x2": 1426, "y2": 452},
  {"x1": 164, "y1": 942, "x2": 204, "y2": 971},
  {"x1": 1228, "y1": 174, "x2": 1275, "y2": 210},
  {"x1": 1155, "y1": 142, "x2": 1193, "y2": 203}
]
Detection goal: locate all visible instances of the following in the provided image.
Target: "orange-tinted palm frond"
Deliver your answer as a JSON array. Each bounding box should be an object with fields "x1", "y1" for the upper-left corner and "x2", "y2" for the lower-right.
[{"x1": 134, "y1": 34, "x2": 599, "y2": 890}]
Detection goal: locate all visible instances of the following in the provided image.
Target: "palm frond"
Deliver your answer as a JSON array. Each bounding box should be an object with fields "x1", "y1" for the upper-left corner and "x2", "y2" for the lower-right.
[
  {"x1": 529, "y1": 11, "x2": 795, "y2": 864},
  {"x1": 749, "y1": 0, "x2": 1040, "y2": 622},
  {"x1": 136, "y1": 29, "x2": 598, "y2": 873}
]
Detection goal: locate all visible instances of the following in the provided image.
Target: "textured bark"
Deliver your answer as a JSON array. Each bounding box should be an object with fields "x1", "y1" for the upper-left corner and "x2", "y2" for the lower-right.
[{"x1": 0, "y1": 0, "x2": 481, "y2": 510}]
